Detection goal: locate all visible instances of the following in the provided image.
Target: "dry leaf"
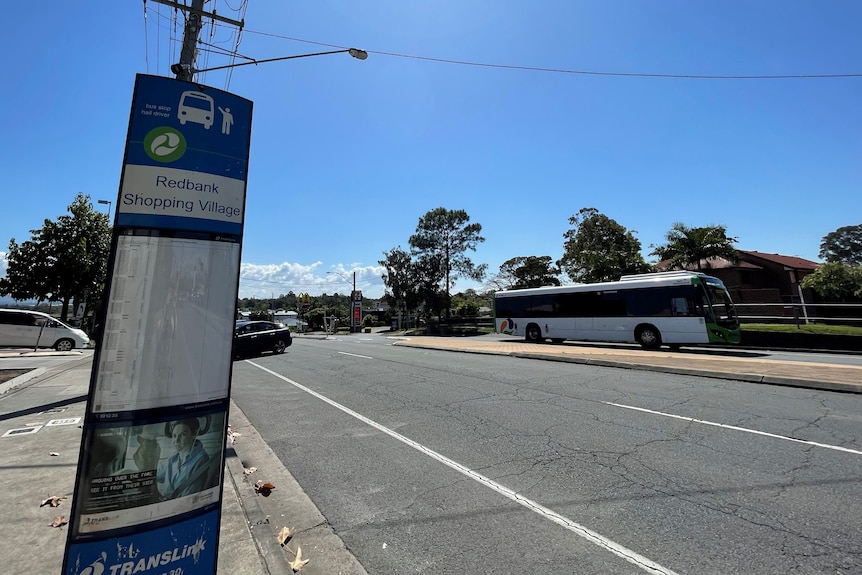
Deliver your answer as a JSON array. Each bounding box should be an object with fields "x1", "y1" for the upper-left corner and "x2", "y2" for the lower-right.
[
  {"x1": 50, "y1": 515, "x2": 68, "y2": 528},
  {"x1": 243, "y1": 466, "x2": 258, "y2": 475},
  {"x1": 49, "y1": 452, "x2": 60, "y2": 457},
  {"x1": 226, "y1": 425, "x2": 241, "y2": 445},
  {"x1": 253, "y1": 480, "x2": 275, "y2": 496},
  {"x1": 289, "y1": 546, "x2": 309, "y2": 572},
  {"x1": 40, "y1": 496, "x2": 68, "y2": 508},
  {"x1": 276, "y1": 526, "x2": 292, "y2": 546}
]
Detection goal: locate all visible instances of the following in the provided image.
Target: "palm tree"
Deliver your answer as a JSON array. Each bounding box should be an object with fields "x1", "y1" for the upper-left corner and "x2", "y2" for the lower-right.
[{"x1": 650, "y1": 223, "x2": 739, "y2": 271}]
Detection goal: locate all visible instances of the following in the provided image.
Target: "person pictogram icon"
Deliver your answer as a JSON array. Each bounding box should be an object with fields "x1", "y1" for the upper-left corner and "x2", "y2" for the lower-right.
[{"x1": 218, "y1": 106, "x2": 234, "y2": 135}]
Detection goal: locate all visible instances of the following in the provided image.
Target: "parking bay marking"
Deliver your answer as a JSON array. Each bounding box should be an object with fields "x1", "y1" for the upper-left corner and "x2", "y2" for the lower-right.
[
  {"x1": 604, "y1": 402, "x2": 862, "y2": 456},
  {"x1": 248, "y1": 361, "x2": 679, "y2": 575}
]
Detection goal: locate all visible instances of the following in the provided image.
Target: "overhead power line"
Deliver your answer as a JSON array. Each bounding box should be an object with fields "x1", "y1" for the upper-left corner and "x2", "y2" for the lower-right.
[{"x1": 243, "y1": 30, "x2": 862, "y2": 80}]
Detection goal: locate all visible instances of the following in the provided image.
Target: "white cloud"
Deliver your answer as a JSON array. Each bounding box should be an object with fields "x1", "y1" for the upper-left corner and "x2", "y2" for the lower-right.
[
  {"x1": 0, "y1": 252, "x2": 387, "y2": 302},
  {"x1": 238, "y1": 260, "x2": 386, "y2": 300}
]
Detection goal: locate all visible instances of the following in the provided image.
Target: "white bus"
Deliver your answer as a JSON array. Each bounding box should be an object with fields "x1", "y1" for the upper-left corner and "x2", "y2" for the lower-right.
[{"x1": 494, "y1": 271, "x2": 741, "y2": 349}]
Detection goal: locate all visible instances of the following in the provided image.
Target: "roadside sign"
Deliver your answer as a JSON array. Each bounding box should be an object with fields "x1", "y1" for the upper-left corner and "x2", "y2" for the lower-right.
[
  {"x1": 63, "y1": 74, "x2": 252, "y2": 575},
  {"x1": 116, "y1": 75, "x2": 250, "y2": 236}
]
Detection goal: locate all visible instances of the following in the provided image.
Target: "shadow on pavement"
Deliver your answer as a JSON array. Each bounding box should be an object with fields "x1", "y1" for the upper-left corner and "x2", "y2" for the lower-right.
[{"x1": 0, "y1": 394, "x2": 87, "y2": 422}]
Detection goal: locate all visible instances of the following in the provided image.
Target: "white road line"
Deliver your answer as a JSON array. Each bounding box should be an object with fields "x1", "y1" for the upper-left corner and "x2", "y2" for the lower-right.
[
  {"x1": 247, "y1": 361, "x2": 679, "y2": 575},
  {"x1": 604, "y1": 402, "x2": 862, "y2": 456},
  {"x1": 338, "y1": 351, "x2": 374, "y2": 360}
]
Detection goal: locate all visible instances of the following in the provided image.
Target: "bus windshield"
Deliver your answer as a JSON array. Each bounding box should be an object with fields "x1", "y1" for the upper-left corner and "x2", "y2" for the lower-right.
[{"x1": 705, "y1": 284, "x2": 738, "y2": 328}]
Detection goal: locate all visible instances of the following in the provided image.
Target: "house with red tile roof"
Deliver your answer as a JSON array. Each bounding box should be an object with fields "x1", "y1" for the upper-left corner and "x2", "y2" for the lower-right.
[{"x1": 657, "y1": 250, "x2": 821, "y2": 318}]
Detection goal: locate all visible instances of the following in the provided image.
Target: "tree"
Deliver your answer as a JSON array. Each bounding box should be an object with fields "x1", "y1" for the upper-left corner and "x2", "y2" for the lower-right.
[
  {"x1": 0, "y1": 193, "x2": 111, "y2": 321},
  {"x1": 408, "y1": 208, "x2": 487, "y2": 319},
  {"x1": 412, "y1": 253, "x2": 448, "y2": 320},
  {"x1": 819, "y1": 224, "x2": 862, "y2": 266},
  {"x1": 494, "y1": 256, "x2": 561, "y2": 290},
  {"x1": 650, "y1": 222, "x2": 739, "y2": 271},
  {"x1": 0, "y1": 238, "x2": 51, "y2": 303},
  {"x1": 451, "y1": 288, "x2": 492, "y2": 317},
  {"x1": 801, "y1": 262, "x2": 862, "y2": 301},
  {"x1": 379, "y1": 246, "x2": 422, "y2": 324},
  {"x1": 558, "y1": 208, "x2": 651, "y2": 283}
]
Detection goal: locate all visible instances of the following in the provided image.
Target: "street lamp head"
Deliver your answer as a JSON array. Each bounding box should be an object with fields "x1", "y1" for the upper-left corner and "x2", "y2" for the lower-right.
[
  {"x1": 170, "y1": 63, "x2": 190, "y2": 76},
  {"x1": 348, "y1": 48, "x2": 369, "y2": 61}
]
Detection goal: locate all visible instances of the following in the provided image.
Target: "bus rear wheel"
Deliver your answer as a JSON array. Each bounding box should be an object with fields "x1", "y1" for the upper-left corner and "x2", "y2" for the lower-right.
[
  {"x1": 635, "y1": 325, "x2": 662, "y2": 350},
  {"x1": 525, "y1": 323, "x2": 544, "y2": 343}
]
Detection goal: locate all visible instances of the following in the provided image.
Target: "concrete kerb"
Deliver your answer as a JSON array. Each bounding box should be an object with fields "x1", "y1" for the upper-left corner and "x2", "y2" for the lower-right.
[
  {"x1": 227, "y1": 399, "x2": 370, "y2": 575},
  {"x1": 223, "y1": 441, "x2": 292, "y2": 574},
  {"x1": 395, "y1": 341, "x2": 862, "y2": 395},
  {"x1": 514, "y1": 353, "x2": 862, "y2": 393},
  {"x1": 512, "y1": 353, "x2": 770, "y2": 384},
  {"x1": 0, "y1": 367, "x2": 46, "y2": 395},
  {"x1": 0, "y1": 349, "x2": 86, "y2": 358},
  {"x1": 759, "y1": 376, "x2": 859, "y2": 393}
]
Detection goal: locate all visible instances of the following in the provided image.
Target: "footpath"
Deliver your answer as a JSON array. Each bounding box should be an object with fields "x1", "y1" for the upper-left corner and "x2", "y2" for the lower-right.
[
  {"x1": 0, "y1": 351, "x2": 366, "y2": 575},
  {"x1": 0, "y1": 338, "x2": 859, "y2": 574}
]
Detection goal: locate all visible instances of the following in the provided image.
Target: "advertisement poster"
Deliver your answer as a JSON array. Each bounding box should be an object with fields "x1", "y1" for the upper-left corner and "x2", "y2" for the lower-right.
[
  {"x1": 63, "y1": 74, "x2": 252, "y2": 575},
  {"x1": 73, "y1": 407, "x2": 226, "y2": 537}
]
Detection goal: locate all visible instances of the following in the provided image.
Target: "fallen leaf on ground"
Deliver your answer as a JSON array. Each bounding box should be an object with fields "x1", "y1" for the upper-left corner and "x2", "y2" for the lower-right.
[
  {"x1": 243, "y1": 466, "x2": 257, "y2": 475},
  {"x1": 277, "y1": 526, "x2": 292, "y2": 546},
  {"x1": 289, "y1": 546, "x2": 309, "y2": 572},
  {"x1": 253, "y1": 481, "x2": 275, "y2": 496},
  {"x1": 50, "y1": 515, "x2": 68, "y2": 527},
  {"x1": 49, "y1": 452, "x2": 60, "y2": 457},
  {"x1": 40, "y1": 496, "x2": 68, "y2": 508},
  {"x1": 226, "y1": 425, "x2": 241, "y2": 444}
]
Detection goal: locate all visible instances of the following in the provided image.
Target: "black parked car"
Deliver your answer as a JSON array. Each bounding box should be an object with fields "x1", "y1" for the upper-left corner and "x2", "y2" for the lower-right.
[{"x1": 233, "y1": 321, "x2": 292, "y2": 358}]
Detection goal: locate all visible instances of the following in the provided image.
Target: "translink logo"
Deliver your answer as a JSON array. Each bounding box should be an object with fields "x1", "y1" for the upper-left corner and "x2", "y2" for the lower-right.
[{"x1": 143, "y1": 126, "x2": 187, "y2": 163}]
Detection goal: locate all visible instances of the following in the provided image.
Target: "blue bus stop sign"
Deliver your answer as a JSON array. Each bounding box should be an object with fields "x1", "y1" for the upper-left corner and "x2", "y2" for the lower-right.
[
  {"x1": 117, "y1": 74, "x2": 252, "y2": 235},
  {"x1": 62, "y1": 75, "x2": 252, "y2": 575}
]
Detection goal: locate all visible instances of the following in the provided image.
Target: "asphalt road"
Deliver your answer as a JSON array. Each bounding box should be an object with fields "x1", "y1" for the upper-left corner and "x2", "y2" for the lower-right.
[{"x1": 228, "y1": 335, "x2": 862, "y2": 575}]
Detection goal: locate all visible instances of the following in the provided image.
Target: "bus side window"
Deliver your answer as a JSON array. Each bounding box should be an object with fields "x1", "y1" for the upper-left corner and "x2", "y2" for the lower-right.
[{"x1": 671, "y1": 297, "x2": 693, "y2": 316}]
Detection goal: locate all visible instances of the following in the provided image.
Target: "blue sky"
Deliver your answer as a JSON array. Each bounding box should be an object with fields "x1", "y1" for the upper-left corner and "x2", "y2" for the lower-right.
[{"x1": 2, "y1": 1, "x2": 860, "y2": 300}]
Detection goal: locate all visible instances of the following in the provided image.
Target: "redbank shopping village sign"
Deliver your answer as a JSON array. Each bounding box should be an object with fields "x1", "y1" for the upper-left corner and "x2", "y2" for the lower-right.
[{"x1": 62, "y1": 74, "x2": 252, "y2": 575}]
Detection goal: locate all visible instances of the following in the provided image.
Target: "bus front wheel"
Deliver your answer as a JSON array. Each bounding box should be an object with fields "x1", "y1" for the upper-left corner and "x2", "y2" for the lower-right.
[
  {"x1": 635, "y1": 325, "x2": 662, "y2": 350},
  {"x1": 525, "y1": 324, "x2": 544, "y2": 343}
]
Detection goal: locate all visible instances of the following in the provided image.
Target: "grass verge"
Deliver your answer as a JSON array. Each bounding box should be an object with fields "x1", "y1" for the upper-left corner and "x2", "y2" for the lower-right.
[{"x1": 741, "y1": 323, "x2": 862, "y2": 336}]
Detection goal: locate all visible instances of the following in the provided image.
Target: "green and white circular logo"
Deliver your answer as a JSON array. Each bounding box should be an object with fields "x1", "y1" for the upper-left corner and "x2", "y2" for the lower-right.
[{"x1": 143, "y1": 126, "x2": 187, "y2": 163}]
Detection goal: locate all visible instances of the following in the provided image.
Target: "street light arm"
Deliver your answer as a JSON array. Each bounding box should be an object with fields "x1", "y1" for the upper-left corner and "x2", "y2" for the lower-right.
[{"x1": 177, "y1": 48, "x2": 368, "y2": 75}]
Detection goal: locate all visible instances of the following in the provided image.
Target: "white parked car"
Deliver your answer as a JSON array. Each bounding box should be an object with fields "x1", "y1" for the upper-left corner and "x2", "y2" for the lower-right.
[{"x1": 0, "y1": 309, "x2": 90, "y2": 351}]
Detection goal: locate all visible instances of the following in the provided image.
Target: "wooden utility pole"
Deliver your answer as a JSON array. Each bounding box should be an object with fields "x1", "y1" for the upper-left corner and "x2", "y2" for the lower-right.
[
  {"x1": 176, "y1": 0, "x2": 205, "y2": 82},
  {"x1": 150, "y1": 0, "x2": 244, "y2": 82}
]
